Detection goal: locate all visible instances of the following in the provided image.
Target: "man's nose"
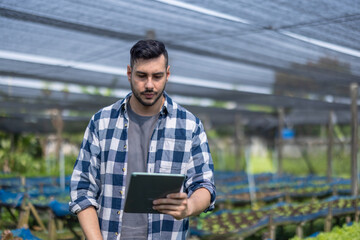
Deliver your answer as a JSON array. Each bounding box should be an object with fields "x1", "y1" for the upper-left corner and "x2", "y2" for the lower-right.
[{"x1": 145, "y1": 78, "x2": 154, "y2": 89}]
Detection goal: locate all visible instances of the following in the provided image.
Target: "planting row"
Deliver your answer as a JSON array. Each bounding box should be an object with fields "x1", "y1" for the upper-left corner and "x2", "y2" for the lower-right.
[
  {"x1": 291, "y1": 222, "x2": 360, "y2": 240},
  {"x1": 190, "y1": 196, "x2": 360, "y2": 238}
]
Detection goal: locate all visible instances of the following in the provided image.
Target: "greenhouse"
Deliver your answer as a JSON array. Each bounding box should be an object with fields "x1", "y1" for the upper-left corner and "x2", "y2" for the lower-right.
[{"x1": 1, "y1": 0, "x2": 360, "y2": 239}]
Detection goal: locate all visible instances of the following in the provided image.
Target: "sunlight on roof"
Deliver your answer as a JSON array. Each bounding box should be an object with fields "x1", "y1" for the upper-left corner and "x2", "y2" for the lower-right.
[
  {"x1": 0, "y1": 50, "x2": 272, "y2": 95},
  {"x1": 156, "y1": 0, "x2": 360, "y2": 58},
  {"x1": 0, "y1": 76, "x2": 238, "y2": 108},
  {"x1": 280, "y1": 31, "x2": 360, "y2": 58},
  {"x1": 154, "y1": 0, "x2": 250, "y2": 24}
]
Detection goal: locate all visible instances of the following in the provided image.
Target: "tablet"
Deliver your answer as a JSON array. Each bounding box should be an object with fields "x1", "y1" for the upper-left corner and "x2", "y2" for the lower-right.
[{"x1": 124, "y1": 172, "x2": 186, "y2": 213}]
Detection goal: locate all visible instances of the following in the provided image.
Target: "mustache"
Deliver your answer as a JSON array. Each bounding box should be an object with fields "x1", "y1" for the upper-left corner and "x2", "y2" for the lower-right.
[{"x1": 141, "y1": 90, "x2": 157, "y2": 94}]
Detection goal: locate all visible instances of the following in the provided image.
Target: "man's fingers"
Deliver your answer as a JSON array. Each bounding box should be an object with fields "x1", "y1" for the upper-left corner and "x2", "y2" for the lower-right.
[
  {"x1": 152, "y1": 192, "x2": 190, "y2": 220},
  {"x1": 153, "y1": 199, "x2": 185, "y2": 206},
  {"x1": 153, "y1": 198, "x2": 186, "y2": 205},
  {"x1": 166, "y1": 192, "x2": 187, "y2": 199},
  {"x1": 155, "y1": 210, "x2": 183, "y2": 220},
  {"x1": 153, "y1": 204, "x2": 184, "y2": 211},
  {"x1": 153, "y1": 207, "x2": 187, "y2": 220}
]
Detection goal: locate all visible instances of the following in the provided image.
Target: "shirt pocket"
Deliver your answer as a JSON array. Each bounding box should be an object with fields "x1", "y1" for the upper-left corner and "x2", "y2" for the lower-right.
[
  {"x1": 157, "y1": 137, "x2": 191, "y2": 174},
  {"x1": 159, "y1": 164, "x2": 187, "y2": 175},
  {"x1": 162, "y1": 137, "x2": 191, "y2": 153}
]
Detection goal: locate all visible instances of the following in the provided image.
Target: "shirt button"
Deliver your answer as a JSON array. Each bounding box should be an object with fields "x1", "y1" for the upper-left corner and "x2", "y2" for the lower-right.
[
  {"x1": 124, "y1": 145, "x2": 127, "y2": 149},
  {"x1": 117, "y1": 211, "x2": 121, "y2": 215},
  {"x1": 122, "y1": 168, "x2": 126, "y2": 172},
  {"x1": 125, "y1": 123, "x2": 128, "y2": 127},
  {"x1": 115, "y1": 232, "x2": 118, "y2": 236},
  {"x1": 120, "y1": 190, "x2": 123, "y2": 195}
]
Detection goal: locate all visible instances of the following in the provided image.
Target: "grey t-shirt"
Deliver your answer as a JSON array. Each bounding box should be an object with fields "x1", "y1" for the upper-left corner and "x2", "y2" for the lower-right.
[{"x1": 120, "y1": 102, "x2": 159, "y2": 240}]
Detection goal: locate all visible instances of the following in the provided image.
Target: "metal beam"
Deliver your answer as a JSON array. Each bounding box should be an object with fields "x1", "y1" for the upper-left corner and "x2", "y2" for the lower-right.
[{"x1": 1, "y1": 7, "x2": 359, "y2": 86}]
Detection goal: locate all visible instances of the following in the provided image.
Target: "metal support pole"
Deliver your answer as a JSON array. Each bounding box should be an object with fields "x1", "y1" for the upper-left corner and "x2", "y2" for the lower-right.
[
  {"x1": 324, "y1": 201, "x2": 333, "y2": 232},
  {"x1": 277, "y1": 108, "x2": 284, "y2": 176},
  {"x1": 296, "y1": 221, "x2": 306, "y2": 238},
  {"x1": 355, "y1": 198, "x2": 360, "y2": 222},
  {"x1": 235, "y1": 114, "x2": 244, "y2": 171},
  {"x1": 51, "y1": 109, "x2": 64, "y2": 189},
  {"x1": 268, "y1": 214, "x2": 276, "y2": 240},
  {"x1": 48, "y1": 209, "x2": 57, "y2": 240},
  {"x1": 351, "y1": 83, "x2": 358, "y2": 196},
  {"x1": 60, "y1": 145, "x2": 65, "y2": 190},
  {"x1": 327, "y1": 111, "x2": 334, "y2": 183},
  {"x1": 245, "y1": 146, "x2": 257, "y2": 208}
]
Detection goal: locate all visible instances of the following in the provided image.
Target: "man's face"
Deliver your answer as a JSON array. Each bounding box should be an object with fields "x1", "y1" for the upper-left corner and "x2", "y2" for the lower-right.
[{"x1": 127, "y1": 54, "x2": 170, "y2": 107}]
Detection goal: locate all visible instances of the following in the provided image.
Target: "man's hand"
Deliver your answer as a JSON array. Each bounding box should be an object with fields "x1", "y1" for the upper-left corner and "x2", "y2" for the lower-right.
[
  {"x1": 152, "y1": 188, "x2": 211, "y2": 220},
  {"x1": 152, "y1": 192, "x2": 190, "y2": 220}
]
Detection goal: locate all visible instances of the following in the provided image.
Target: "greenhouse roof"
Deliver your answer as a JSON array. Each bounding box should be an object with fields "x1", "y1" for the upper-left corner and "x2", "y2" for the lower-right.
[{"x1": 0, "y1": 0, "x2": 360, "y2": 133}]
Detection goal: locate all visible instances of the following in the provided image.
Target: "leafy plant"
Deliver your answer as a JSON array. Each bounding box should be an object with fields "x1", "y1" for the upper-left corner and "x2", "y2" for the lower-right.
[{"x1": 291, "y1": 222, "x2": 360, "y2": 240}]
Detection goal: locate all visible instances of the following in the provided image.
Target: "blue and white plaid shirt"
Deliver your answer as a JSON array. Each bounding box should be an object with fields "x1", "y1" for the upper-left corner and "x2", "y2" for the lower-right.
[{"x1": 70, "y1": 92, "x2": 216, "y2": 240}]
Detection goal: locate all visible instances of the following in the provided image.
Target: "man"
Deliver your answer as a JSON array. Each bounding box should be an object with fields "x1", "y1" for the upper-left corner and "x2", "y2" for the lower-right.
[{"x1": 69, "y1": 40, "x2": 216, "y2": 240}]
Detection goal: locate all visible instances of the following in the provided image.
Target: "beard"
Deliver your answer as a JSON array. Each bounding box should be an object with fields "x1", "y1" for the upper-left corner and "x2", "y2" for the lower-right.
[{"x1": 130, "y1": 81, "x2": 166, "y2": 107}]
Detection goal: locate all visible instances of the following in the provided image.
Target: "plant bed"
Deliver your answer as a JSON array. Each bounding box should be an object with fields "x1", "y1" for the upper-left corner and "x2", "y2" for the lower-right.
[{"x1": 191, "y1": 197, "x2": 360, "y2": 239}]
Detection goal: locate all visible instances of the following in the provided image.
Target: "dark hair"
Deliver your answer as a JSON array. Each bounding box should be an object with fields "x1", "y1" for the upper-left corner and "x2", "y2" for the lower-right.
[{"x1": 130, "y1": 40, "x2": 168, "y2": 68}]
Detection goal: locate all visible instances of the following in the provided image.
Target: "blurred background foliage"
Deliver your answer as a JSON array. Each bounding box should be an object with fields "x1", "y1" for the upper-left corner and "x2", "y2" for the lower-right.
[
  {"x1": 0, "y1": 131, "x2": 80, "y2": 177},
  {"x1": 0, "y1": 122, "x2": 353, "y2": 178}
]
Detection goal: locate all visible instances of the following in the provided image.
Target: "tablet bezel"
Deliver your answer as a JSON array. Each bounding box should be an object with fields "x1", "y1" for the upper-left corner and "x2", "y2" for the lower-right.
[{"x1": 123, "y1": 172, "x2": 186, "y2": 213}]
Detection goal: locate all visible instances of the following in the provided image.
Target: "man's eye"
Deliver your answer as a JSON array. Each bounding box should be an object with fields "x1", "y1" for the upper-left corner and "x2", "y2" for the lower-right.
[
  {"x1": 137, "y1": 75, "x2": 146, "y2": 78},
  {"x1": 154, "y1": 75, "x2": 163, "y2": 79}
]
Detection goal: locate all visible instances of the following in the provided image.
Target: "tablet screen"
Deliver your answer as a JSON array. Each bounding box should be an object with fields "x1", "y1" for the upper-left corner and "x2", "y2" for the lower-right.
[{"x1": 124, "y1": 172, "x2": 185, "y2": 213}]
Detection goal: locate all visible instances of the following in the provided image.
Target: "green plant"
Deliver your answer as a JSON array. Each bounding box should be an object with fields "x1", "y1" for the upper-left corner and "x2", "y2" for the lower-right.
[
  {"x1": 291, "y1": 222, "x2": 360, "y2": 240},
  {"x1": 0, "y1": 131, "x2": 78, "y2": 177}
]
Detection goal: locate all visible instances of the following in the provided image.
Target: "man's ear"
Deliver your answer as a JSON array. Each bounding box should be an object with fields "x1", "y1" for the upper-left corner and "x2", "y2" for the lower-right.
[{"x1": 127, "y1": 65, "x2": 132, "y2": 82}]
